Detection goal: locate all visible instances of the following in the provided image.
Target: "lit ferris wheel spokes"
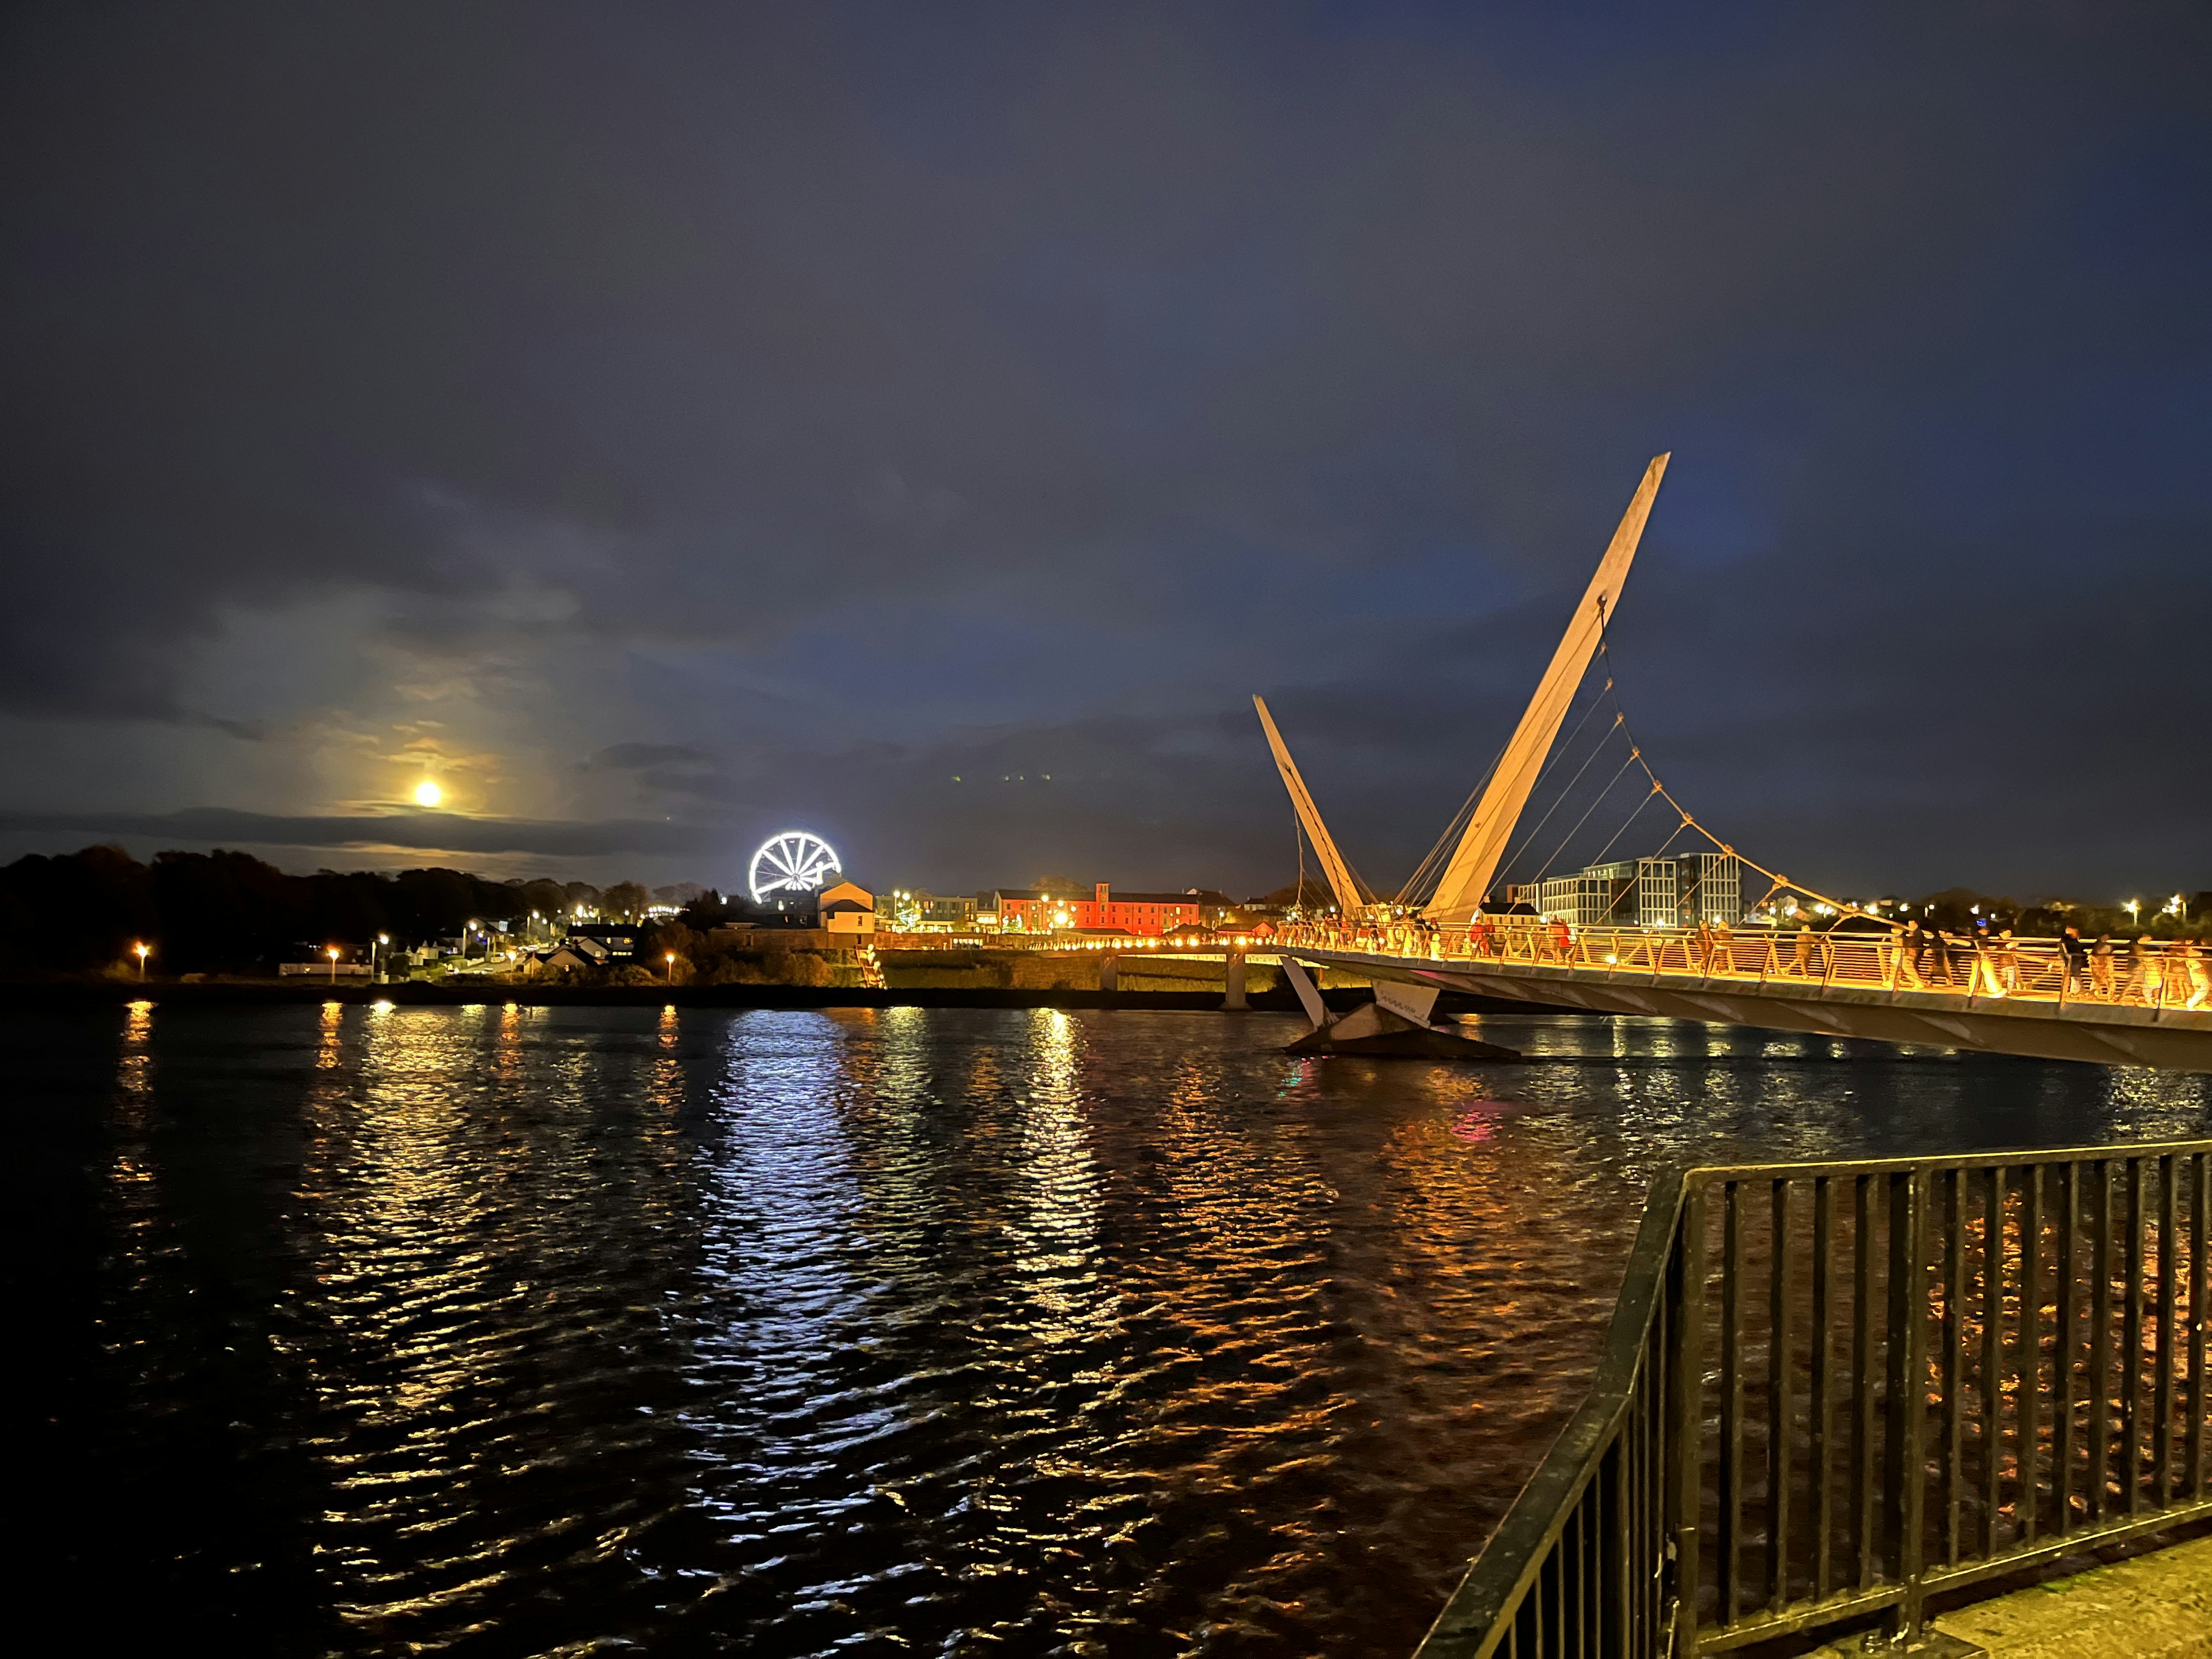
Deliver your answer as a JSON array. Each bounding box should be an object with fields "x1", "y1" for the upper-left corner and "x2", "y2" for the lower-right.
[{"x1": 748, "y1": 830, "x2": 842, "y2": 905}]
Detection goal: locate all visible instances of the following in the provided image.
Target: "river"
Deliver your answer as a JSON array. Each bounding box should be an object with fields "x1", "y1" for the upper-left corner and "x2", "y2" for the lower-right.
[{"x1": 16, "y1": 1002, "x2": 2210, "y2": 1656}]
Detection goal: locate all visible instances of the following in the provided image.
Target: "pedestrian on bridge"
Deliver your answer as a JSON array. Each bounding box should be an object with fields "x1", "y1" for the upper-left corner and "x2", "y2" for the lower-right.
[
  {"x1": 2124, "y1": 934, "x2": 2156, "y2": 1005},
  {"x1": 1793, "y1": 916, "x2": 1822, "y2": 979},
  {"x1": 1972, "y1": 929, "x2": 2006, "y2": 998},
  {"x1": 2178, "y1": 938, "x2": 2209, "y2": 1009},
  {"x1": 2061, "y1": 927, "x2": 2088, "y2": 995},
  {"x1": 1891, "y1": 922, "x2": 1923, "y2": 989},
  {"x1": 2091, "y1": 934, "x2": 2115, "y2": 999},
  {"x1": 1926, "y1": 928, "x2": 1955, "y2": 987}
]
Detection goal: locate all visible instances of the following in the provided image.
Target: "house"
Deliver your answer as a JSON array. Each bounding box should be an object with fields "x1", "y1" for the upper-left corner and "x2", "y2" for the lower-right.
[
  {"x1": 529, "y1": 938, "x2": 612, "y2": 974},
  {"x1": 567, "y1": 924, "x2": 641, "y2": 960},
  {"x1": 816, "y1": 880, "x2": 876, "y2": 935}
]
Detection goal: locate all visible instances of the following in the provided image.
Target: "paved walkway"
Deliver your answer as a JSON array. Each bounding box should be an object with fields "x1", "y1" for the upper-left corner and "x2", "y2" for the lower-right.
[{"x1": 1814, "y1": 1536, "x2": 2212, "y2": 1656}]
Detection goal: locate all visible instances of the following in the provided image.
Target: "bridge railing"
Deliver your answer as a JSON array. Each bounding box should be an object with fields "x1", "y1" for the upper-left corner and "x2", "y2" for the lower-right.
[
  {"x1": 1414, "y1": 1141, "x2": 2212, "y2": 1657},
  {"x1": 1278, "y1": 922, "x2": 2211, "y2": 1013}
]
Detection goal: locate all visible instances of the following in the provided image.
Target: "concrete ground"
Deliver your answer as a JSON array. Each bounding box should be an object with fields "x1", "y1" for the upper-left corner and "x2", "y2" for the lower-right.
[{"x1": 1812, "y1": 1535, "x2": 2212, "y2": 1657}]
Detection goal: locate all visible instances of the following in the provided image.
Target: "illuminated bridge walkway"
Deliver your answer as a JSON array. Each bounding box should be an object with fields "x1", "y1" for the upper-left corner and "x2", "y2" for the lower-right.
[{"x1": 1277, "y1": 921, "x2": 2212, "y2": 1072}]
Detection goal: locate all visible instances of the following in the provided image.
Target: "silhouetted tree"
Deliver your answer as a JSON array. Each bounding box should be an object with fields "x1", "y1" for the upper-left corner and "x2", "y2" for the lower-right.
[
  {"x1": 0, "y1": 844, "x2": 155, "y2": 971},
  {"x1": 150, "y1": 850, "x2": 298, "y2": 971}
]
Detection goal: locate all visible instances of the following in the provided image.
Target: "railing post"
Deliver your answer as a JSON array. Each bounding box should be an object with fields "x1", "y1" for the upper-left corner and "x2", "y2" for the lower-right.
[
  {"x1": 1670, "y1": 1180, "x2": 1707, "y2": 1656},
  {"x1": 1884, "y1": 1168, "x2": 1930, "y2": 1642}
]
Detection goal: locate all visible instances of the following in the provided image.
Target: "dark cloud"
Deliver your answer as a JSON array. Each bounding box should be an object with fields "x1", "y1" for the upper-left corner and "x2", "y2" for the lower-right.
[
  {"x1": 588, "y1": 743, "x2": 714, "y2": 772},
  {"x1": 1, "y1": 2, "x2": 2206, "y2": 897},
  {"x1": 0, "y1": 808, "x2": 711, "y2": 862}
]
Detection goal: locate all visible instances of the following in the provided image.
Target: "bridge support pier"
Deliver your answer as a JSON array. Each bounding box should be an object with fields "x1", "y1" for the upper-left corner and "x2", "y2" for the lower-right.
[
  {"x1": 1279, "y1": 959, "x2": 1520, "y2": 1060},
  {"x1": 1097, "y1": 953, "x2": 1117, "y2": 994},
  {"x1": 1221, "y1": 950, "x2": 1247, "y2": 1012}
]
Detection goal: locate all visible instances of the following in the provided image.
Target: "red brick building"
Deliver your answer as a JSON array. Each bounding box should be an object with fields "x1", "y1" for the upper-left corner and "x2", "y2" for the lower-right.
[{"x1": 981, "y1": 883, "x2": 1209, "y2": 934}]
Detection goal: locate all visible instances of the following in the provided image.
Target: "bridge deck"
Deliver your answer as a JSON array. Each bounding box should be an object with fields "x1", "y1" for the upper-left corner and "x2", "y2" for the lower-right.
[{"x1": 1281, "y1": 922, "x2": 2212, "y2": 1071}]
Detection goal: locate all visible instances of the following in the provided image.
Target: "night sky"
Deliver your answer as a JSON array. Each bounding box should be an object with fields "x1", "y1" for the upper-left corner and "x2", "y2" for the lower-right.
[{"x1": 4, "y1": 4, "x2": 2206, "y2": 903}]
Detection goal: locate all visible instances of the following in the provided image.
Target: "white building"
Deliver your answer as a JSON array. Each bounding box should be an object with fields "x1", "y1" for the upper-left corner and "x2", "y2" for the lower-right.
[{"x1": 1524, "y1": 853, "x2": 1742, "y2": 929}]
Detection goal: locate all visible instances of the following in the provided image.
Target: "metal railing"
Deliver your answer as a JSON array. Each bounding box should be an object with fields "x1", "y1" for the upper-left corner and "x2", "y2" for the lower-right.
[
  {"x1": 1280, "y1": 921, "x2": 2212, "y2": 1014},
  {"x1": 1415, "y1": 1141, "x2": 2212, "y2": 1657}
]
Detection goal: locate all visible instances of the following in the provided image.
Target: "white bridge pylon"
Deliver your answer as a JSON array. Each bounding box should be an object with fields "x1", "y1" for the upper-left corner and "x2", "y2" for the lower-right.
[
  {"x1": 1424, "y1": 452, "x2": 1667, "y2": 925},
  {"x1": 1257, "y1": 452, "x2": 1669, "y2": 934},
  {"x1": 1253, "y1": 693, "x2": 1366, "y2": 919}
]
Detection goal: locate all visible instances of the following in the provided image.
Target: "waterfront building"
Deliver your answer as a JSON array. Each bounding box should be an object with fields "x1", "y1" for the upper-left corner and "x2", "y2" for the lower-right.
[
  {"x1": 889, "y1": 890, "x2": 978, "y2": 930},
  {"x1": 1523, "y1": 867, "x2": 1635, "y2": 930},
  {"x1": 1521, "y1": 853, "x2": 1743, "y2": 929},
  {"x1": 1678, "y1": 851, "x2": 1741, "y2": 925},
  {"x1": 976, "y1": 884, "x2": 1207, "y2": 934},
  {"x1": 816, "y1": 880, "x2": 876, "y2": 935}
]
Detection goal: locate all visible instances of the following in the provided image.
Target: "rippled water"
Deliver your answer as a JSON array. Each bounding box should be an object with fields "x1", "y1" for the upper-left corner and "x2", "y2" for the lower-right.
[{"x1": 16, "y1": 1002, "x2": 2211, "y2": 1656}]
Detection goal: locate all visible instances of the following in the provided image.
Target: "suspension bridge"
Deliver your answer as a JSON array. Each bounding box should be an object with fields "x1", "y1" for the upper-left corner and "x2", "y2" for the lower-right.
[{"x1": 1257, "y1": 454, "x2": 2212, "y2": 1072}]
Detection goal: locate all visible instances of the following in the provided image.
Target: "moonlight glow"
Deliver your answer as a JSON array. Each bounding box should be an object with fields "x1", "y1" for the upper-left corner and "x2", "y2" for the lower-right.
[{"x1": 414, "y1": 780, "x2": 442, "y2": 807}]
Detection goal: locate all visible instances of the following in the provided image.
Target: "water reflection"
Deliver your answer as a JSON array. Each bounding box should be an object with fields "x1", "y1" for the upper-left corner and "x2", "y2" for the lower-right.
[{"x1": 18, "y1": 1004, "x2": 2209, "y2": 1657}]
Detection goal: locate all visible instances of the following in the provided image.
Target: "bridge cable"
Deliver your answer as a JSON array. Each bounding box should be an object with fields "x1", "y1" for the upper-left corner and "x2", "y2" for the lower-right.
[
  {"x1": 1583, "y1": 777, "x2": 1665, "y2": 871},
  {"x1": 1391, "y1": 662, "x2": 1620, "y2": 908},
  {"x1": 1527, "y1": 750, "x2": 1643, "y2": 887},
  {"x1": 1590, "y1": 632, "x2": 1892, "y2": 929},
  {"x1": 1494, "y1": 708, "x2": 1628, "y2": 888}
]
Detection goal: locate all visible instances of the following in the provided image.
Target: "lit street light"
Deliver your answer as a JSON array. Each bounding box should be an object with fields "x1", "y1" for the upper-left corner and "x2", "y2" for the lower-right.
[
  {"x1": 133, "y1": 941, "x2": 150, "y2": 979},
  {"x1": 326, "y1": 945, "x2": 341, "y2": 984},
  {"x1": 665, "y1": 952, "x2": 677, "y2": 982}
]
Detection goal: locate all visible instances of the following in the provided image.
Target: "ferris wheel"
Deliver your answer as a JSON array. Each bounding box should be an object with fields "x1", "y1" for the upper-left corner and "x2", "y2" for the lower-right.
[{"x1": 748, "y1": 830, "x2": 842, "y2": 906}]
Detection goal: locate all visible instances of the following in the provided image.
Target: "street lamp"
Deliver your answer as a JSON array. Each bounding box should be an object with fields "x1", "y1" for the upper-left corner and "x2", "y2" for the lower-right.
[
  {"x1": 133, "y1": 941, "x2": 150, "y2": 979},
  {"x1": 665, "y1": 952, "x2": 677, "y2": 982},
  {"x1": 2124, "y1": 899, "x2": 2141, "y2": 927},
  {"x1": 326, "y1": 945, "x2": 341, "y2": 984}
]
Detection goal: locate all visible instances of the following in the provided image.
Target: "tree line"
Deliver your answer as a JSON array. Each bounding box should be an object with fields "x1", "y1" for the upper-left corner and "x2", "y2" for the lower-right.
[{"x1": 0, "y1": 845, "x2": 724, "y2": 976}]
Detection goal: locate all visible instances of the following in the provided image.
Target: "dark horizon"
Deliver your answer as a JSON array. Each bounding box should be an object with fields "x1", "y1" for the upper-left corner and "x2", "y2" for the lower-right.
[{"x1": 5, "y1": 5, "x2": 2207, "y2": 903}]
